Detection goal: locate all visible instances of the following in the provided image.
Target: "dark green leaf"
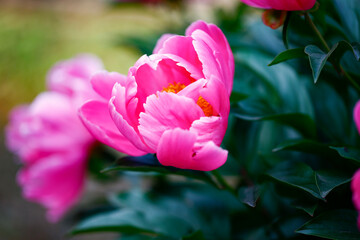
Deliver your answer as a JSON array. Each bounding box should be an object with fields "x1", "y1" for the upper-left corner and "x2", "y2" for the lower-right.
[
  {"x1": 268, "y1": 161, "x2": 351, "y2": 200},
  {"x1": 233, "y1": 100, "x2": 316, "y2": 139},
  {"x1": 268, "y1": 48, "x2": 306, "y2": 66},
  {"x1": 268, "y1": 161, "x2": 322, "y2": 199},
  {"x1": 294, "y1": 201, "x2": 318, "y2": 217},
  {"x1": 305, "y1": 45, "x2": 332, "y2": 83},
  {"x1": 330, "y1": 146, "x2": 360, "y2": 164},
  {"x1": 315, "y1": 170, "x2": 351, "y2": 198},
  {"x1": 305, "y1": 41, "x2": 360, "y2": 83},
  {"x1": 182, "y1": 231, "x2": 206, "y2": 240},
  {"x1": 72, "y1": 208, "x2": 192, "y2": 238},
  {"x1": 102, "y1": 155, "x2": 216, "y2": 187},
  {"x1": 273, "y1": 139, "x2": 336, "y2": 158},
  {"x1": 297, "y1": 210, "x2": 360, "y2": 240},
  {"x1": 230, "y1": 91, "x2": 248, "y2": 103},
  {"x1": 238, "y1": 186, "x2": 261, "y2": 208}
]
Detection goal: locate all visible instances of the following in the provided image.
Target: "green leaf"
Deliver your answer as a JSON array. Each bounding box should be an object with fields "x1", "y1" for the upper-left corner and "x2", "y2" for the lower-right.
[
  {"x1": 102, "y1": 155, "x2": 216, "y2": 187},
  {"x1": 297, "y1": 210, "x2": 360, "y2": 240},
  {"x1": 330, "y1": 146, "x2": 360, "y2": 164},
  {"x1": 182, "y1": 231, "x2": 206, "y2": 240},
  {"x1": 305, "y1": 45, "x2": 332, "y2": 83},
  {"x1": 238, "y1": 186, "x2": 261, "y2": 208},
  {"x1": 315, "y1": 170, "x2": 351, "y2": 198},
  {"x1": 294, "y1": 201, "x2": 318, "y2": 217},
  {"x1": 268, "y1": 162, "x2": 351, "y2": 200},
  {"x1": 72, "y1": 208, "x2": 192, "y2": 238},
  {"x1": 268, "y1": 48, "x2": 306, "y2": 66},
  {"x1": 305, "y1": 41, "x2": 360, "y2": 83},
  {"x1": 273, "y1": 139, "x2": 336, "y2": 158},
  {"x1": 233, "y1": 100, "x2": 316, "y2": 139},
  {"x1": 268, "y1": 161, "x2": 322, "y2": 199},
  {"x1": 230, "y1": 91, "x2": 248, "y2": 103}
]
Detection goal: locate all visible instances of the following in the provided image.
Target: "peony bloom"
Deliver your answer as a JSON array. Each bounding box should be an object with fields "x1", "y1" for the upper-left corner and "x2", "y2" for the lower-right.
[
  {"x1": 352, "y1": 169, "x2": 360, "y2": 229},
  {"x1": 240, "y1": 0, "x2": 316, "y2": 11},
  {"x1": 80, "y1": 20, "x2": 234, "y2": 171},
  {"x1": 5, "y1": 55, "x2": 103, "y2": 222}
]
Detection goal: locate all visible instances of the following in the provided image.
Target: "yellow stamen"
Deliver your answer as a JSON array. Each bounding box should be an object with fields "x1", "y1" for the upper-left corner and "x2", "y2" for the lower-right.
[
  {"x1": 162, "y1": 82, "x2": 214, "y2": 117},
  {"x1": 197, "y1": 96, "x2": 213, "y2": 117},
  {"x1": 162, "y1": 83, "x2": 186, "y2": 94}
]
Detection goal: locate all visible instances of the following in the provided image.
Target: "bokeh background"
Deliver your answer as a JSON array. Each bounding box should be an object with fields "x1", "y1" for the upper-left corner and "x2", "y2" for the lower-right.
[{"x1": 0, "y1": 0, "x2": 236, "y2": 239}]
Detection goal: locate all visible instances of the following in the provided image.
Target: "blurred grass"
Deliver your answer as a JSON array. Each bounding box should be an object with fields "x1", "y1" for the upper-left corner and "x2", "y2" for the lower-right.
[{"x1": 0, "y1": 2, "x2": 180, "y2": 127}]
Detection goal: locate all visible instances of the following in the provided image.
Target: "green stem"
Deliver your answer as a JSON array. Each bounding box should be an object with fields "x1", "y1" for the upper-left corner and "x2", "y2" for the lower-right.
[
  {"x1": 305, "y1": 12, "x2": 360, "y2": 92},
  {"x1": 211, "y1": 170, "x2": 237, "y2": 196},
  {"x1": 304, "y1": 12, "x2": 330, "y2": 51}
]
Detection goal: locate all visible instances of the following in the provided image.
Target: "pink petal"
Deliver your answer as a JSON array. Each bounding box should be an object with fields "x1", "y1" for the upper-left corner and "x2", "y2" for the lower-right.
[
  {"x1": 46, "y1": 54, "x2": 103, "y2": 97},
  {"x1": 354, "y1": 101, "x2": 360, "y2": 135},
  {"x1": 130, "y1": 55, "x2": 195, "y2": 108},
  {"x1": 191, "y1": 141, "x2": 228, "y2": 171},
  {"x1": 200, "y1": 76, "x2": 230, "y2": 119},
  {"x1": 91, "y1": 71, "x2": 127, "y2": 100},
  {"x1": 186, "y1": 20, "x2": 234, "y2": 95},
  {"x1": 156, "y1": 35, "x2": 204, "y2": 79},
  {"x1": 240, "y1": 0, "x2": 316, "y2": 11},
  {"x1": 157, "y1": 128, "x2": 228, "y2": 171},
  {"x1": 177, "y1": 78, "x2": 207, "y2": 102},
  {"x1": 138, "y1": 92, "x2": 204, "y2": 151},
  {"x1": 153, "y1": 33, "x2": 176, "y2": 54},
  {"x1": 157, "y1": 128, "x2": 197, "y2": 169},
  {"x1": 190, "y1": 116, "x2": 225, "y2": 148},
  {"x1": 79, "y1": 101, "x2": 146, "y2": 156},
  {"x1": 352, "y1": 169, "x2": 360, "y2": 211},
  {"x1": 18, "y1": 152, "x2": 87, "y2": 222},
  {"x1": 109, "y1": 96, "x2": 151, "y2": 153}
]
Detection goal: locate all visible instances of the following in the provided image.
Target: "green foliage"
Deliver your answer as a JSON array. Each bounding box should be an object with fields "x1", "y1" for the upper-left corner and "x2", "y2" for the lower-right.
[{"x1": 70, "y1": 0, "x2": 360, "y2": 239}]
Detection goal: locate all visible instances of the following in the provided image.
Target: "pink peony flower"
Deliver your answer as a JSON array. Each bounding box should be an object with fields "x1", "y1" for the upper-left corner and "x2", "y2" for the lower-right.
[
  {"x1": 80, "y1": 20, "x2": 234, "y2": 171},
  {"x1": 5, "y1": 55, "x2": 103, "y2": 222},
  {"x1": 240, "y1": 0, "x2": 316, "y2": 11},
  {"x1": 352, "y1": 169, "x2": 360, "y2": 229}
]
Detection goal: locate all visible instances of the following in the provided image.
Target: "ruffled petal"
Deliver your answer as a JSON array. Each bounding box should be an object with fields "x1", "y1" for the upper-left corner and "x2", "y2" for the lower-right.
[
  {"x1": 156, "y1": 35, "x2": 204, "y2": 79},
  {"x1": 79, "y1": 101, "x2": 146, "y2": 156},
  {"x1": 138, "y1": 92, "x2": 204, "y2": 151},
  {"x1": 18, "y1": 152, "x2": 87, "y2": 222},
  {"x1": 91, "y1": 71, "x2": 127, "y2": 100},
  {"x1": 240, "y1": 0, "x2": 316, "y2": 11},
  {"x1": 157, "y1": 128, "x2": 197, "y2": 169},
  {"x1": 186, "y1": 20, "x2": 234, "y2": 95},
  {"x1": 157, "y1": 128, "x2": 228, "y2": 171},
  {"x1": 190, "y1": 116, "x2": 225, "y2": 147},
  {"x1": 109, "y1": 96, "x2": 151, "y2": 153},
  {"x1": 191, "y1": 141, "x2": 228, "y2": 171},
  {"x1": 354, "y1": 101, "x2": 360, "y2": 135},
  {"x1": 130, "y1": 55, "x2": 195, "y2": 107},
  {"x1": 153, "y1": 33, "x2": 176, "y2": 54}
]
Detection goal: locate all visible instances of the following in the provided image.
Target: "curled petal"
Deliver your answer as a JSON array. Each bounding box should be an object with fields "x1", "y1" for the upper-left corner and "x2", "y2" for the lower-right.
[
  {"x1": 186, "y1": 20, "x2": 234, "y2": 95},
  {"x1": 139, "y1": 92, "x2": 204, "y2": 151},
  {"x1": 18, "y1": 152, "x2": 87, "y2": 222},
  {"x1": 354, "y1": 101, "x2": 360, "y2": 135},
  {"x1": 153, "y1": 33, "x2": 176, "y2": 54},
  {"x1": 157, "y1": 128, "x2": 227, "y2": 171},
  {"x1": 240, "y1": 0, "x2": 316, "y2": 11},
  {"x1": 190, "y1": 116, "x2": 225, "y2": 147},
  {"x1": 109, "y1": 96, "x2": 151, "y2": 153},
  {"x1": 80, "y1": 101, "x2": 146, "y2": 156},
  {"x1": 91, "y1": 71, "x2": 127, "y2": 100}
]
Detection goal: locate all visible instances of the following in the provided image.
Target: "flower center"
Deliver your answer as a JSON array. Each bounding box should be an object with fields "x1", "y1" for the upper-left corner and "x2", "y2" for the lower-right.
[{"x1": 162, "y1": 83, "x2": 213, "y2": 117}]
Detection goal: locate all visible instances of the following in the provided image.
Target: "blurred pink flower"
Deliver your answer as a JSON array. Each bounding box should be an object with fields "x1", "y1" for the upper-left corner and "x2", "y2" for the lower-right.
[
  {"x1": 5, "y1": 55, "x2": 103, "y2": 222},
  {"x1": 80, "y1": 20, "x2": 234, "y2": 171},
  {"x1": 240, "y1": 0, "x2": 316, "y2": 11},
  {"x1": 352, "y1": 169, "x2": 360, "y2": 229}
]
